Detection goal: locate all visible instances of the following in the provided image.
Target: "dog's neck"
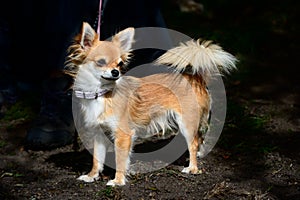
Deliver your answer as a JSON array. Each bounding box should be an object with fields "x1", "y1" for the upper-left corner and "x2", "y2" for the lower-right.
[{"x1": 74, "y1": 88, "x2": 109, "y2": 99}]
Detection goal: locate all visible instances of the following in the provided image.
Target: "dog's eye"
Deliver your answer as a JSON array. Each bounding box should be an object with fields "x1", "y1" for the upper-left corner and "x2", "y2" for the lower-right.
[{"x1": 96, "y1": 59, "x2": 106, "y2": 67}]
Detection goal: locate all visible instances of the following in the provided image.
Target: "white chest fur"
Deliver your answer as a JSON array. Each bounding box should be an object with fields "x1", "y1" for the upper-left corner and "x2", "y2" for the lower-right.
[{"x1": 80, "y1": 98, "x2": 105, "y2": 128}]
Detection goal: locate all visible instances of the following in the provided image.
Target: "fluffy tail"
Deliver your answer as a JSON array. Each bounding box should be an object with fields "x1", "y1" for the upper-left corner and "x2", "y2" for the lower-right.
[{"x1": 155, "y1": 39, "x2": 237, "y2": 81}]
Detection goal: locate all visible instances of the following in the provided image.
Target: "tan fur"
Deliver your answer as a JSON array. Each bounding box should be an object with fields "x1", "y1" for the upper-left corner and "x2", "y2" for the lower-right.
[{"x1": 69, "y1": 22, "x2": 237, "y2": 186}]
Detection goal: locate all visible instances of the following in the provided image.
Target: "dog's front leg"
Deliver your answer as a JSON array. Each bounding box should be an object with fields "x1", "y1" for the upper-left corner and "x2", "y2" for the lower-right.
[
  {"x1": 78, "y1": 134, "x2": 109, "y2": 182},
  {"x1": 106, "y1": 129, "x2": 132, "y2": 186}
]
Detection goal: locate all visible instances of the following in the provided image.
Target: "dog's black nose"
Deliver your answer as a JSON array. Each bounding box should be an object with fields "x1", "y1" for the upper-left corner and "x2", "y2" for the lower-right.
[{"x1": 111, "y1": 69, "x2": 119, "y2": 77}]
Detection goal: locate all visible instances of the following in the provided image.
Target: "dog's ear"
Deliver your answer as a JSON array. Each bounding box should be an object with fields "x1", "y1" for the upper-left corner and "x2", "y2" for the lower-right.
[
  {"x1": 112, "y1": 27, "x2": 135, "y2": 53},
  {"x1": 79, "y1": 22, "x2": 98, "y2": 50}
]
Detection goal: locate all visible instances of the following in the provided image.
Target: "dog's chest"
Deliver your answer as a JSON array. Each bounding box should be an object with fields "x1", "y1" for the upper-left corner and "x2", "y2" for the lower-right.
[
  {"x1": 81, "y1": 99, "x2": 105, "y2": 127},
  {"x1": 81, "y1": 98, "x2": 116, "y2": 129}
]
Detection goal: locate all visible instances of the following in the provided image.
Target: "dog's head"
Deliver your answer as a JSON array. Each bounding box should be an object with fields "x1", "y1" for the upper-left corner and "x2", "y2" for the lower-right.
[{"x1": 65, "y1": 22, "x2": 135, "y2": 82}]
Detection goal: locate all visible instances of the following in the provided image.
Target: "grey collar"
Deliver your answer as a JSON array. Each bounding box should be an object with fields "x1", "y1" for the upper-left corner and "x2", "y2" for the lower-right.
[{"x1": 74, "y1": 89, "x2": 109, "y2": 99}]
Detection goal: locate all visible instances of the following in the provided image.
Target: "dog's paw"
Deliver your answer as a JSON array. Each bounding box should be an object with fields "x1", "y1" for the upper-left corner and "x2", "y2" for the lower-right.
[
  {"x1": 106, "y1": 179, "x2": 125, "y2": 187},
  {"x1": 181, "y1": 166, "x2": 198, "y2": 174},
  {"x1": 77, "y1": 175, "x2": 99, "y2": 183}
]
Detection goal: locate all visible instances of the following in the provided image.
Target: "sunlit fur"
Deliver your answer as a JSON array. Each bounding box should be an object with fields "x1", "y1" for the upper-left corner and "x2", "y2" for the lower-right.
[
  {"x1": 66, "y1": 22, "x2": 237, "y2": 186},
  {"x1": 156, "y1": 39, "x2": 237, "y2": 81}
]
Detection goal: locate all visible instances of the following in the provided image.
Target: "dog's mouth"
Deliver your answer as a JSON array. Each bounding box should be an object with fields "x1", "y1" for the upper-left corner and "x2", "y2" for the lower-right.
[{"x1": 101, "y1": 76, "x2": 119, "y2": 81}]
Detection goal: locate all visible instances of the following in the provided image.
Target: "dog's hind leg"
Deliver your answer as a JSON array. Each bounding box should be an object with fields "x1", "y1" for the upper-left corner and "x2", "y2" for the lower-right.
[
  {"x1": 77, "y1": 134, "x2": 109, "y2": 182},
  {"x1": 107, "y1": 128, "x2": 132, "y2": 186},
  {"x1": 180, "y1": 125, "x2": 199, "y2": 174}
]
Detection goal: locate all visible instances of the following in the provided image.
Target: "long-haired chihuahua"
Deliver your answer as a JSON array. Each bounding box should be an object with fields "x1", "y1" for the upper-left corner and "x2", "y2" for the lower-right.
[{"x1": 64, "y1": 22, "x2": 237, "y2": 186}]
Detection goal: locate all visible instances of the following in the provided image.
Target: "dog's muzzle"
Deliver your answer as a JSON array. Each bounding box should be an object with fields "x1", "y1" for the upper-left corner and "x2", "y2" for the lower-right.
[{"x1": 101, "y1": 69, "x2": 120, "y2": 81}]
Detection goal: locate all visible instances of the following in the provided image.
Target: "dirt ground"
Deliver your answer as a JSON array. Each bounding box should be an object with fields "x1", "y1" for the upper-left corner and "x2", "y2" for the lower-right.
[{"x1": 0, "y1": 0, "x2": 299, "y2": 199}]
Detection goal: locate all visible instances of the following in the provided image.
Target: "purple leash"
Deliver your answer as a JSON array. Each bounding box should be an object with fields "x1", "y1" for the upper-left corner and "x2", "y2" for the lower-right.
[{"x1": 97, "y1": 0, "x2": 103, "y2": 36}]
